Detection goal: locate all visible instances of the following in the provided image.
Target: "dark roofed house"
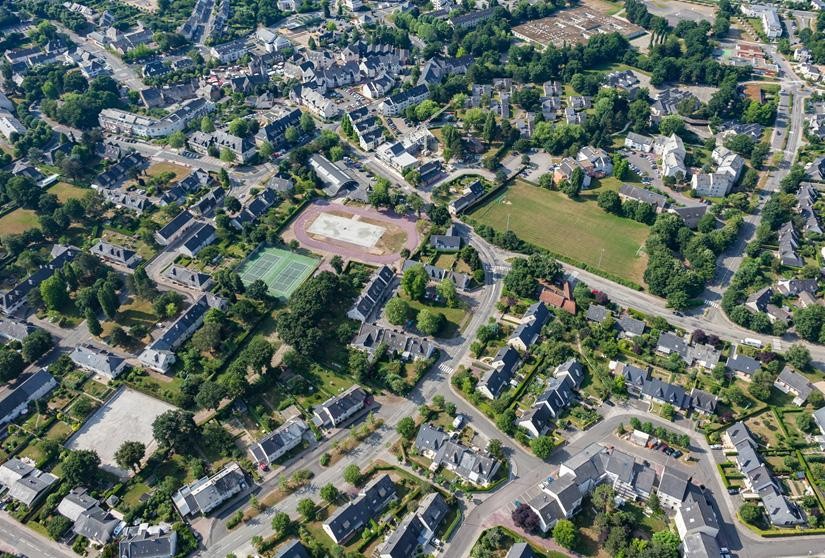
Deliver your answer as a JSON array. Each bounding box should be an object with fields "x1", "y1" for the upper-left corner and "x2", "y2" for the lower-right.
[
  {"x1": 657, "y1": 467, "x2": 691, "y2": 509},
  {"x1": 451, "y1": 7, "x2": 496, "y2": 28},
  {"x1": 231, "y1": 189, "x2": 280, "y2": 230},
  {"x1": 518, "y1": 403, "x2": 554, "y2": 438},
  {"x1": 618, "y1": 184, "x2": 667, "y2": 211},
  {"x1": 119, "y1": 523, "x2": 178, "y2": 558},
  {"x1": 773, "y1": 366, "x2": 814, "y2": 405},
  {"x1": 614, "y1": 362, "x2": 649, "y2": 395},
  {"x1": 670, "y1": 204, "x2": 709, "y2": 229},
  {"x1": 505, "y1": 543, "x2": 534, "y2": 558},
  {"x1": 164, "y1": 265, "x2": 212, "y2": 291},
  {"x1": 351, "y1": 323, "x2": 435, "y2": 362},
  {"x1": 179, "y1": 223, "x2": 217, "y2": 258},
  {"x1": 256, "y1": 108, "x2": 302, "y2": 147},
  {"x1": 430, "y1": 224, "x2": 463, "y2": 251},
  {"x1": 508, "y1": 302, "x2": 550, "y2": 352},
  {"x1": 172, "y1": 462, "x2": 247, "y2": 517},
  {"x1": 90, "y1": 239, "x2": 140, "y2": 268},
  {"x1": 324, "y1": 475, "x2": 397, "y2": 544},
  {"x1": 726, "y1": 350, "x2": 761, "y2": 380},
  {"x1": 347, "y1": 266, "x2": 395, "y2": 322},
  {"x1": 641, "y1": 378, "x2": 689, "y2": 409},
  {"x1": 0, "y1": 370, "x2": 58, "y2": 426},
  {"x1": 312, "y1": 385, "x2": 369, "y2": 429},
  {"x1": 154, "y1": 210, "x2": 197, "y2": 246},
  {"x1": 585, "y1": 304, "x2": 611, "y2": 323},
  {"x1": 689, "y1": 388, "x2": 718, "y2": 415},
  {"x1": 656, "y1": 331, "x2": 687, "y2": 360},
  {"x1": 0, "y1": 244, "x2": 80, "y2": 315},
  {"x1": 248, "y1": 418, "x2": 309, "y2": 466},
  {"x1": 617, "y1": 314, "x2": 645, "y2": 337},
  {"x1": 478, "y1": 346, "x2": 521, "y2": 400},
  {"x1": 275, "y1": 540, "x2": 311, "y2": 558},
  {"x1": 0, "y1": 458, "x2": 58, "y2": 508}
]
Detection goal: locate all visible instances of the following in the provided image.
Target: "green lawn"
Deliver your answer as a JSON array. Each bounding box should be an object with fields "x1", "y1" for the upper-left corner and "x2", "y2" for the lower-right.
[
  {"x1": 402, "y1": 294, "x2": 469, "y2": 338},
  {"x1": 49, "y1": 182, "x2": 88, "y2": 202},
  {"x1": 470, "y1": 180, "x2": 649, "y2": 286},
  {"x1": 0, "y1": 208, "x2": 39, "y2": 234}
]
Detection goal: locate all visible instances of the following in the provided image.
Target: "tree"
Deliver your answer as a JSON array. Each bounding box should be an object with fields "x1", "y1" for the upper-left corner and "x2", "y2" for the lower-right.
[
  {"x1": 401, "y1": 264, "x2": 428, "y2": 301},
  {"x1": 598, "y1": 190, "x2": 622, "y2": 214},
  {"x1": 97, "y1": 284, "x2": 119, "y2": 320},
  {"x1": 195, "y1": 381, "x2": 226, "y2": 411},
  {"x1": 220, "y1": 148, "x2": 236, "y2": 163},
  {"x1": 246, "y1": 280, "x2": 269, "y2": 301},
  {"x1": 343, "y1": 464, "x2": 362, "y2": 486},
  {"x1": 320, "y1": 483, "x2": 339, "y2": 503},
  {"x1": 109, "y1": 326, "x2": 129, "y2": 347},
  {"x1": 300, "y1": 112, "x2": 316, "y2": 134},
  {"x1": 651, "y1": 530, "x2": 680, "y2": 558},
  {"x1": 796, "y1": 413, "x2": 815, "y2": 433},
  {"x1": 22, "y1": 329, "x2": 53, "y2": 363},
  {"x1": 785, "y1": 344, "x2": 811, "y2": 370},
  {"x1": 436, "y1": 278, "x2": 459, "y2": 308},
  {"x1": 592, "y1": 484, "x2": 615, "y2": 513},
  {"x1": 63, "y1": 449, "x2": 100, "y2": 486},
  {"x1": 531, "y1": 435, "x2": 555, "y2": 459},
  {"x1": 200, "y1": 116, "x2": 215, "y2": 133},
  {"x1": 85, "y1": 308, "x2": 102, "y2": 337},
  {"x1": 385, "y1": 297, "x2": 410, "y2": 325},
  {"x1": 40, "y1": 275, "x2": 68, "y2": 311},
  {"x1": 512, "y1": 504, "x2": 540, "y2": 533},
  {"x1": 417, "y1": 309, "x2": 443, "y2": 336},
  {"x1": 553, "y1": 519, "x2": 577, "y2": 549},
  {"x1": 396, "y1": 417, "x2": 417, "y2": 440},
  {"x1": 740, "y1": 502, "x2": 762, "y2": 525},
  {"x1": 114, "y1": 441, "x2": 145, "y2": 472},
  {"x1": 228, "y1": 118, "x2": 250, "y2": 137},
  {"x1": 330, "y1": 255, "x2": 344, "y2": 274},
  {"x1": 152, "y1": 410, "x2": 197, "y2": 453},
  {"x1": 658, "y1": 115, "x2": 684, "y2": 137},
  {"x1": 0, "y1": 349, "x2": 24, "y2": 382},
  {"x1": 271, "y1": 512, "x2": 291, "y2": 535},
  {"x1": 660, "y1": 403, "x2": 675, "y2": 421},
  {"x1": 168, "y1": 131, "x2": 186, "y2": 148},
  {"x1": 297, "y1": 498, "x2": 316, "y2": 521},
  {"x1": 192, "y1": 321, "x2": 223, "y2": 354},
  {"x1": 284, "y1": 126, "x2": 299, "y2": 143},
  {"x1": 259, "y1": 141, "x2": 274, "y2": 159}
]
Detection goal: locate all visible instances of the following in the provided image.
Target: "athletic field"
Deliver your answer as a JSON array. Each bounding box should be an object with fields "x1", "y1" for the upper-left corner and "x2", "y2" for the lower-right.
[{"x1": 237, "y1": 247, "x2": 319, "y2": 299}]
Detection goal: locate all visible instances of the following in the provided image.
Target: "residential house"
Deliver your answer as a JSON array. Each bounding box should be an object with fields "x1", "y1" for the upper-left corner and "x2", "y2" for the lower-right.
[
  {"x1": 164, "y1": 265, "x2": 212, "y2": 291},
  {"x1": 379, "y1": 84, "x2": 429, "y2": 116},
  {"x1": 189, "y1": 130, "x2": 257, "y2": 163},
  {"x1": 138, "y1": 294, "x2": 226, "y2": 372},
  {"x1": 450, "y1": 7, "x2": 496, "y2": 28},
  {"x1": 69, "y1": 344, "x2": 128, "y2": 379},
  {"x1": 478, "y1": 346, "x2": 521, "y2": 400},
  {"x1": 674, "y1": 489, "x2": 720, "y2": 540},
  {"x1": 0, "y1": 245, "x2": 80, "y2": 315},
  {"x1": 98, "y1": 98, "x2": 213, "y2": 138},
  {"x1": 402, "y1": 260, "x2": 470, "y2": 291},
  {"x1": 347, "y1": 265, "x2": 395, "y2": 322},
  {"x1": 191, "y1": 187, "x2": 226, "y2": 217},
  {"x1": 603, "y1": 448, "x2": 656, "y2": 501},
  {"x1": 449, "y1": 181, "x2": 485, "y2": 215},
  {"x1": 576, "y1": 146, "x2": 613, "y2": 178},
  {"x1": 324, "y1": 475, "x2": 397, "y2": 544},
  {"x1": 311, "y1": 385, "x2": 369, "y2": 429},
  {"x1": 231, "y1": 189, "x2": 279, "y2": 230},
  {"x1": 585, "y1": 304, "x2": 611, "y2": 323},
  {"x1": 249, "y1": 418, "x2": 309, "y2": 467},
  {"x1": 154, "y1": 210, "x2": 198, "y2": 246},
  {"x1": 651, "y1": 89, "x2": 698, "y2": 119},
  {"x1": 657, "y1": 467, "x2": 690, "y2": 510},
  {"x1": 641, "y1": 378, "x2": 689, "y2": 410},
  {"x1": 0, "y1": 458, "x2": 58, "y2": 508},
  {"x1": 90, "y1": 239, "x2": 140, "y2": 268},
  {"x1": 689, "y1": 388, "x2": 718, "y2": 415},
  {"x1": 118, "y1": 523, "x2": 178, "y2": 558},
  {"x1": 616, "y1": 314, "x2": 645, "y2": 337},
  {"x1": 553, "y1": 157, "x2": 592, "y2": 189},
  {"x1": 210, "y1": 38, "x2": 248, "y2": 63},
  {"x1": 0, "y1": 318, "x2": 36, "y2": 343},
  {"x1": 618, "y1": 185, "x2": 667, "y2": 211},
  {"x1": 172, "y1": 462, "x2": 247, "y2": 516},
  {"x1": 725, "y1": 350, "x2": 761, "y2": 381},
  {"x1": 256, "y1": 109, "x2": 302, "y2": 148},
  {"x1": 669, "y1": 204, "x2": 709, "y2": 229},
  {"x1": 379, "y1": 492, "x2": 449, "y2": 558},
  {"x1": 539, "y1": 280, "x2": 577, "y2": 314},
  {"x1": 508, "y1": 302, "x2": 550, "y2": 352},
  {"x1": 351, "y1": 323, "x2": 435, "y2": 362},
  {"x1": 58, "y1": 489, "x2": 118, "y2": 545},
  {"x1": 653, "y1": 134, "x2": 687, "y2": 179},
  {"x1": 178, "y1": 223, "x2": 216, "y2": 258},
  {"x1": 773, "y1": 366, "x2": 814, "y2": 405},
  {"x1": 414, "y1": 424, "x2": 500, "y2": 486},
  {"x1": 0, "y1": 370, "x2": 58, "y2": 426},
  {"x1": 93, "y1": 152, "x2": 147, "y2": 190},
  {"x1": 430, "y1": 225, "x2": 463, "y2": 252}
]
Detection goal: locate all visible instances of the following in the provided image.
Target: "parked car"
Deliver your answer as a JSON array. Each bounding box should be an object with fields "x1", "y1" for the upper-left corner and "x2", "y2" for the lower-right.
[
  {"x1": 672, "y1": 450, "x2": 683, "y2": 458},
  {"x1": 728, "y1": 488, "x2": 739, "y2": 495},
  {"x1": 664, "y1": 447, "x2": 674, "y2": 456}
]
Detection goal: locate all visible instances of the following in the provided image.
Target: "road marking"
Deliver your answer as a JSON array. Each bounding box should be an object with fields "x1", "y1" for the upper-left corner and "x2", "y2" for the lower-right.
[
  {"x1": 492, "y1": 265, "x2": 510, "y2": 274},
  {"x1": 703, "y1": 300, "x2": 720, "y2": 309},
  {"x1": 438, "y1": 363, "x2": 454, "y2": 375}
]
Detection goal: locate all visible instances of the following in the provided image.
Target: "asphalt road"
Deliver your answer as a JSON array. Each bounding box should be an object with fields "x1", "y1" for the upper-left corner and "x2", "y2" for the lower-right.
[{"x1": 0, "y1": 511, "x2": 74, "y2": 558}]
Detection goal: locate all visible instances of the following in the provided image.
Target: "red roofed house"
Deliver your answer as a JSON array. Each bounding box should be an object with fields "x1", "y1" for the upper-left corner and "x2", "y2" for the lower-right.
[{"x1": 539, "y1": 280, "x2": 577, "y2": 315}]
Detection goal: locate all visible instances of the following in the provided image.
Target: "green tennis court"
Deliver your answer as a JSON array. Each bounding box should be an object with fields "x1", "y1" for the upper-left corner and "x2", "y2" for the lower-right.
[{"x1": 237, "y1": 247, "x2": 319, "y2": 299}]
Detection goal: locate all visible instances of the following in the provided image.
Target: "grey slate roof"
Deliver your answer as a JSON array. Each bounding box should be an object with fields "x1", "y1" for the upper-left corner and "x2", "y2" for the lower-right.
[
  {"x1": 505, "y1": 543, "x2": 534, "y2": 558},
  {"x1": 118, "y1": 524, "x2": 178, "y2": 558},
  {"x1": 776, "y1": 366, "x2": 813, "y2": 401},
  {"x1": 0, "y1": 370, "x2": 57, "y2": 425},
  {"x1": 275, "y1": 540, "x2": 311, "y2": 558},
  {"x1": 641, "y1": 378, "x2": 689, "y2": 409},
  {"x1": 726, "y1": 353, "x2": 761, "y2": 376},
  {"x1": 585, "y1": 304, "x2": 611, "y2": 323},
  {"x1": 677, "y1": 489, "x2": 719, "y2": 536},
  {"x1": 657, "y1": 467, "x2": 690, "y2": 504},
  {"x1": 617, "y1": 314, "x2": 645, "y2": 336},
  {"x1": 682, "y1": 531, "x2": 721, "y2": 558},
  {"x1": 69, "y1": 344, "x2": 126, "y2": 378},
  {"x1": 325, "y1": 474, "x2": 396, "y2": 543},
  {"x1": 689, "y1": 388, "x2": 718, "y2": 414}
]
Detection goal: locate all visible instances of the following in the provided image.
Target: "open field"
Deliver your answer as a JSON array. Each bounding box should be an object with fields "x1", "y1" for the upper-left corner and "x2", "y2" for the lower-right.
[
  {"x1": 145, "y1": 161, "x2": 190, "y2": 181},
  {"x1": 0, "y1": 208, "x2": 39, "y2": 234},
  {"x1": 49, "y1": 182, "x2": 88, "y2": 202},
  {"x1": 65, "y1": 387, "x2": 177, "y2": 476},
  {"x1": 470, "y1": 181, "x2": 649, "y2": 286},
  {"x1": 237, "y1": 246, "x2": 319, "y2": 299}
]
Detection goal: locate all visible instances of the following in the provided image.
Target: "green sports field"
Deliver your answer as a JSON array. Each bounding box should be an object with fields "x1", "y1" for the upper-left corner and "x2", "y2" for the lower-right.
[
  {"x1": 237, "y1": 247, "x2": 319, "y2": 299},
  {"x1": 470, "y1": 180, "x2": 649, "y2": 286}
]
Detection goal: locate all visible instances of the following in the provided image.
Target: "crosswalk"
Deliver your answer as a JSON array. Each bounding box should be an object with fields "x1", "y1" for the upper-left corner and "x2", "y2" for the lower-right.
[
  {"x1": 492, "y1": 265, "x2": 510, "y2": 274},
  {"x1": 704, "y1": 299, "x2": 720, "y2": 309},
  {"x1": 438, "y1": 362, "x2": 454, "y2": 375}
]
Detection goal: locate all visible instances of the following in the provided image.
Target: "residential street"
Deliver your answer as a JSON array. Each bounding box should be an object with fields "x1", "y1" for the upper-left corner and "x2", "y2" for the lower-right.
[{"x1": 0, "y1": 511, "x2": 75, "y2": 558}]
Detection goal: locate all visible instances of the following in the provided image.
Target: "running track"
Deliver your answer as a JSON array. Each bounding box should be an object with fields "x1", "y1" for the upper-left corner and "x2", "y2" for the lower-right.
[{"x1": 291, "y1": 200, "x2": 420, "y2": 265}]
